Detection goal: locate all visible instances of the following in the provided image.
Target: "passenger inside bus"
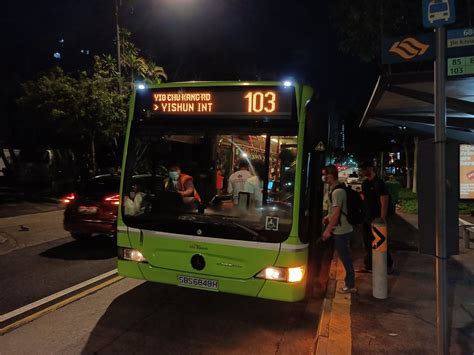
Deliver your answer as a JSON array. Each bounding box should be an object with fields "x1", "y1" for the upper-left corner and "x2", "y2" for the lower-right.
[
  {"x1": 163, "y1": 164, "x2": 201, "y2": 205},
  {"x1": 123, "y1": 182, "x2": 146, "y2": 216},
  {"x1": 227, "y1": 159, "x2": 252, "y2": 204},
  {"x1": 243, "y1": 160, "x2": 265, "y2": 207}
]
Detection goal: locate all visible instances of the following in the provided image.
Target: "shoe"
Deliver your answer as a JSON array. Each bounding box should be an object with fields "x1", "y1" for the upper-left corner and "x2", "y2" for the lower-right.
[{"x1": 337, "y1": 286, "x2": 357, "y2": 294}]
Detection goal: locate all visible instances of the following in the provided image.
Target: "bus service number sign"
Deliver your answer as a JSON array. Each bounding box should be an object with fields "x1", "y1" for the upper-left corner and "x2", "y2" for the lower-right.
[
  {"x1": 447, "y1": 56, "x2": 474, "y2": 76},
  {"x1": 147, "y1": 87, "x2": 293, "y2": 118}
]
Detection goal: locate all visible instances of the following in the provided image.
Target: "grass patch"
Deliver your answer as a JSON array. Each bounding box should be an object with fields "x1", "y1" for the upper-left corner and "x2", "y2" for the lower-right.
[
  {"x1": 398, "y1": 188, "x2": 474, "y2": 215},
  {"x1": 459, "y1": 202, "x2": 474, "y2": 215},
  {"x1": 398, "y1": 188, "x2": 418, "y2": 214}
]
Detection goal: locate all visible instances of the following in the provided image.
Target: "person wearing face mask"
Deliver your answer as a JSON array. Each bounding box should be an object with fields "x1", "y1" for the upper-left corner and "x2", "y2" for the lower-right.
[
  {"x1": 164, "y1": 164, "x2": 201, "y2": 204},
  {"x1": 321, "y1": 164, "x2": 357, "y2": 294}
]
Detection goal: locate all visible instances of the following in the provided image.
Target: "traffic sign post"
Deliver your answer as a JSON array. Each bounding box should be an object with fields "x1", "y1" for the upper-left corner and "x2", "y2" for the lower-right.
[
  {"x1": 423, "y1": 0, "x2": 456, "y2": 28},
  {"x1": 422, "y1": 1, "x2": 454, "y2": 354},
  {"x1": 434, "y1": 27, "x2": 448, "y2": 355}
]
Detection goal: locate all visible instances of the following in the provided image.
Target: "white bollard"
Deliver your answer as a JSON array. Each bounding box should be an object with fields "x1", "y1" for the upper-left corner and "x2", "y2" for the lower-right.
[{"x1": 372, "y1": 220, "x2": 388, "y2": 299}]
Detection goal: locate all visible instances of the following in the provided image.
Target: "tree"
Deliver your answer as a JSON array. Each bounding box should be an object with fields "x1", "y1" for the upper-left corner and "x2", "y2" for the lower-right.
[
  {"x1": 331, "y1": 0, "x2": 474, "y2": 63},
  {"x1": 17, "y1": 30, "x2": 166, "y2": 175},
  {"x1": 413, "y1": 137, "x2": 419, "y2": 193},
  {"x1": 403, "y1": 137, "x2": 412, "y2": 189},
  {"x1": 17, "y1": 67, "x2": 83, "y2": 147},
  {"x1": 120, "y1": 29, "x2": 166, "y2": 86},
  {"x1": 79, "y1": 56, "x2": 128, "y2": 173}
]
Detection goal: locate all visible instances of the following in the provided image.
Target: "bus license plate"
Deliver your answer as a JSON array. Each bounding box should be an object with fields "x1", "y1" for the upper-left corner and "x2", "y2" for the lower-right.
[{"x1": 177, "y1": 275, "x2": 219, "y2": 290}]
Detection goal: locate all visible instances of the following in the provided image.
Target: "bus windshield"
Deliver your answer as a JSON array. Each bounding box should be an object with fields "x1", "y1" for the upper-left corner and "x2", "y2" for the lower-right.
[{"x1": 122, "y1": 130, "x2": 298, "y2": 243}]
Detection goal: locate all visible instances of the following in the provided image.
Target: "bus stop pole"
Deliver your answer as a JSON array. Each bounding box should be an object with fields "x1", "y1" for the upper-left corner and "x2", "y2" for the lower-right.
[{"x1": 434, "y1": 26, "x2": 448, "y2": 355}]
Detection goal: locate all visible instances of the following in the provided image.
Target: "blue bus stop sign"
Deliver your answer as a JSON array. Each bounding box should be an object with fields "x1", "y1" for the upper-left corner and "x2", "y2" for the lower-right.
[{"x1": 423, "y1": 0, "x2": 456, "y2": 28}]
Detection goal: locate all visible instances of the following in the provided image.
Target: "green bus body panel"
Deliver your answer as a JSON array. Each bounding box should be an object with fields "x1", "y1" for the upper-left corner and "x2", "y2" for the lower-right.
[
  {"x1": 118, "y1": 259, "x2": 305, "y2": 302},
  {"x1": 117, "y1": 229, "x2": 308, "y2": 302},
  {"x1": 127, "y1": 230, "x2": 279, "y2": 280},
  {"x1": 117, "y1": 81, "x2": 314, "y2": 302},
  {"x1": 117, "y1": 231, "x2": 131, "y2": 248},
  {"x1": 118, "y1": 260, "x2": 265, "y2": 298}
]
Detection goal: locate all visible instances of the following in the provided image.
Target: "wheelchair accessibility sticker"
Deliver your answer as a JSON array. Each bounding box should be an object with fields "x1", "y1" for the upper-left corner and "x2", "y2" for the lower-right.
[{"x1": 265, "y1": 216, "x2": 280, "y2": 231}]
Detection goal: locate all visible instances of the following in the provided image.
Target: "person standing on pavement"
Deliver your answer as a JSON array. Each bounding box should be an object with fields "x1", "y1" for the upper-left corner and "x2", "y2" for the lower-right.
[
  {"x1": 359, "y1": 161, "x2": 394, "y2": 273},
  {"x1": 321, "y1": 165, "x2": 357, "y2": 294}
]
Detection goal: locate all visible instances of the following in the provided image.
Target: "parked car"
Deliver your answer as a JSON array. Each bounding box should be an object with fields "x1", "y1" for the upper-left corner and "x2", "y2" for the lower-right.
[
  {"x1": 63, "y1": 174, "x2": 120, "y2": 241},
  {"x1": 346, "y1": 172, "x2": 364, "y2": 185}
]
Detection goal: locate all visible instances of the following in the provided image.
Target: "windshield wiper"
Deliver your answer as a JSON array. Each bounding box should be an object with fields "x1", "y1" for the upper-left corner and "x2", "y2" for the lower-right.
[
  {"x1": 179, "y1": 213, "x2": 259, "y2": 238},
  {"x1": 179, "y1": 211, "x2": 239, "y2": 219},
  {"x1": 221, "y1": 220, "x2": 259, "y2": 237}
]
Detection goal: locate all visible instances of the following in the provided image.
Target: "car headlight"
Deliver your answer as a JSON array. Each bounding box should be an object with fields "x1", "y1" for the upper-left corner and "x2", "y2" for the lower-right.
[
  {"x1": 256, "y1": 266, "x2": 305, "y2": 283},
  {"x1": 118, "y1": 247, "x2": 146, "y2": 262}
]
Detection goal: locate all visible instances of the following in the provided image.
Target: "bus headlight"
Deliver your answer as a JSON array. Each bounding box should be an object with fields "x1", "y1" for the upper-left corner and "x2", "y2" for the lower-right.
[
  {"x1": 118, "y1": 247, "x2": 146, "y2": 262},
  {"x1": 256, "y1": 266, "x2": 305, "y2": 283}
]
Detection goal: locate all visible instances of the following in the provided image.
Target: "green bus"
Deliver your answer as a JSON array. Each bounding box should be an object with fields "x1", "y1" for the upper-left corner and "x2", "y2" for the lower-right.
[{"x1": 117, "y1": 81, "x2": 323, "y2": 302}]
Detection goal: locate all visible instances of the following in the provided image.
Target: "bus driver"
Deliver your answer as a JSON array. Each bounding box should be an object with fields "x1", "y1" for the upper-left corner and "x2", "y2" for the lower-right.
[{"x1": 164, "y1": 165, "x2": 201, "y2": 204}]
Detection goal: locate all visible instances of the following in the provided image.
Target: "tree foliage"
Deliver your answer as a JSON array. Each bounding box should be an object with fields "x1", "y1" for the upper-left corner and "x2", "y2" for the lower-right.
[
  {"x1": 120, "y1": 29, "x2": 167, "y2": 85},
  {"x1": 331, "y1": 0, "x2": 423, "y2": 63},
  {"x1": 331, "y1": 0, "x2": 474, "y2": 63},
  {"x1": 17, "y1": 30, "x2": 166, "y2": 174}
]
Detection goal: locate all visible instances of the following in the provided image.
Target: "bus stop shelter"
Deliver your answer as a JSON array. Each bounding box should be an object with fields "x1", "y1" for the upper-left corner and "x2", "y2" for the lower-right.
[{"x1": 360, "y1": 71, "x2": 474, "y2": 142}]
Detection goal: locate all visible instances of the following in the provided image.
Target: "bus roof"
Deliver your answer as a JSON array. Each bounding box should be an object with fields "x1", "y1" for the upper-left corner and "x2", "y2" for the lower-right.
[{"x1": 136, "y1": 81, "x2": 300, "y2": 91}]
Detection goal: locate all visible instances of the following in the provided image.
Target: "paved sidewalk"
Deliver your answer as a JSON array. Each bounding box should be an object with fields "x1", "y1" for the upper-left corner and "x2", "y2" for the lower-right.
[
  {"x1": 314, "y1": 213, "x2": 474, "y2": 354},
  {"x1": 0, "y1": 188, "x2": 62, "y2": 218}
]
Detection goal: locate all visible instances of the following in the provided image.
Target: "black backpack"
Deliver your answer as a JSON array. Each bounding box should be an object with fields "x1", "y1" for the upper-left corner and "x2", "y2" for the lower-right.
[{"x1": 329, "y1": 184, "x2": 365, "y2": 225}]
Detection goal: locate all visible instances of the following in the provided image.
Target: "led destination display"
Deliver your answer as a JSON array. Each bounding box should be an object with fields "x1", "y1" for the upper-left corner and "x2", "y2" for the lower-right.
[{"x1": 136, "y1": 86, "x2": 295, "y2": 119}]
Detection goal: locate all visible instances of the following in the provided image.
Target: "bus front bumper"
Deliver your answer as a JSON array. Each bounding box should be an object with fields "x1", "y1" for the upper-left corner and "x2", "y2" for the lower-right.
[{"x1": 118, "y1": 260, "x2": 306, "y2": 302}]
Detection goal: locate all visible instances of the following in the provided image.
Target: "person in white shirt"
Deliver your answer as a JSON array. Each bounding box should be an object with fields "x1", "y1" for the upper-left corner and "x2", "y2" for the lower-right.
[
  {"x1": 124, "y1": 183, "x2": 146, "y2": 216},
  {"x1": 228, "y1": 160, "x2": 252, "y2": 204},
  {"x1": 244, "y1": 160, "x2": 265, "y2": 207}
]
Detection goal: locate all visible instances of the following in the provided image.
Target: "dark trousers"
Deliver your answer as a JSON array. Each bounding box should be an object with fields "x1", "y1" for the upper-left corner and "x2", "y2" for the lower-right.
[
  {"x1": 362, "y1": 221, "x2": 393, "y2": 269},
  {"x1": 334, "y1": 232, "x2": 355, "y2": 288}
]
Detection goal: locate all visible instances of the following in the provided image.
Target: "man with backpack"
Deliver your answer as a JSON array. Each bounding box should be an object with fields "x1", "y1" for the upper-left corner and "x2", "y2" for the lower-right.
[
  {"x1": 359, "y1": 161, "x2": 394, "y2": 274},
  {"x1": 321, "y1": 164, "x2": 357, "y2": 294}
]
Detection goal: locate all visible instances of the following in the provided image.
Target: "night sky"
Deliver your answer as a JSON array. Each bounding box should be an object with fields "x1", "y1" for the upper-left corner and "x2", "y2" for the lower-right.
[{"x1": 1, "y1": 0, "x2": 377, "y2": 109}]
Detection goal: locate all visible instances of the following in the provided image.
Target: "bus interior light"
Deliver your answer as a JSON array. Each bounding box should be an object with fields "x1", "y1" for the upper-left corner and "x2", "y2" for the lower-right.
[{"x1": 119, "y1": 247, "x2": 146, "y2": 262}]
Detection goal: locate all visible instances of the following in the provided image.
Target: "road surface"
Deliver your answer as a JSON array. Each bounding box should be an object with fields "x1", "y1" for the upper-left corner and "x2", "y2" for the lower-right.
[{"x1": 0, "y1": 208, "x2": 330, "y2": 354}]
